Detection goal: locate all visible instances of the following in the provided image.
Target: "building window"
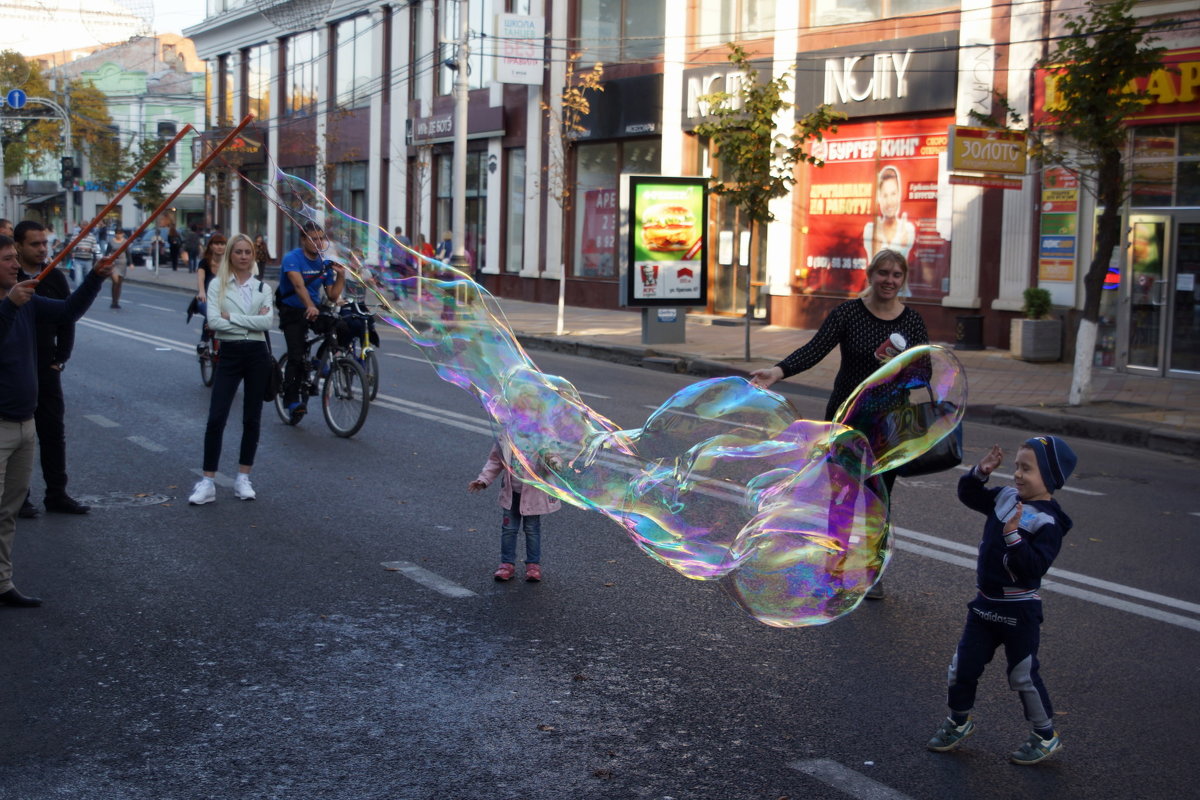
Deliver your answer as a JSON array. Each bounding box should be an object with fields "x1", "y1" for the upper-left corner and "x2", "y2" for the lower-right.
[
  {"x1": 810, "y1": 0, "x2": 951, "y2": 26},
  {"x1": 438, "y1": 1, "x2": 487, "y2": 96},
  {"x1": 697, "y1": 0, "x2": 775, "y2": 48},
  {"x1": 505, "y1": 148, "x2": 526, "y2": 273},
  {"x1": 435, "y1": 150, "x2": 488, "y2": 269},
  {"x1": 335, "y1": 14, "x2": 373, "y2": 109},
  {"x1": 577, "y1": 0, "x2": 664, "y2": 63},
  {"x1": 328, "y1": 162, "x2": 369, "y2": 251},
  {"x1": 245, "y1": 44, "x2": 271, "y2": 120},
  {"x1": 205, "y1": 60, "x2": 219, "y2": 128},
  {"x1": 572, "y1": 139, "x2": 660, "y2": 278},
  {"x1": 1131, "y1": 124, "x2": 1200, "y2": 208},
  {"x1": 219, "y1": 53, "x2": 235, "y2": 127},
  {"x1": 286, "y1": 31, "x2": 319, "y2": 117}
]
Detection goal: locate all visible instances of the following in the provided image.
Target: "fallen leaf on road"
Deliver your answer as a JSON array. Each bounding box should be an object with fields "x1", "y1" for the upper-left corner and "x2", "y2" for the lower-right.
[
  {"x1": 1089, "y1": 537, "x2": 1102, "y2": 542},
  {"x1": 592, "y1": 769, "x2": 613, "y2": 779},
  {"x1": 467, "y1": 528, "x2": 477, "y2": 532},
  {"x1": 537, "y1": 724, "x2": 555, "y2": 731},
  {"x1": 603, "y1": 582, "x2": 614, "y2": 587},
  {"x1": 573, "y1": 673, "x2": 588, "y2": 681}
]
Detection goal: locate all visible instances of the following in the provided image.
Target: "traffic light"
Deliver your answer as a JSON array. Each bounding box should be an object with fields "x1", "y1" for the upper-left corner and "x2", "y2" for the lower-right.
[{"x1": 60, "y1": 156, "x2": 74, "y2": 188}]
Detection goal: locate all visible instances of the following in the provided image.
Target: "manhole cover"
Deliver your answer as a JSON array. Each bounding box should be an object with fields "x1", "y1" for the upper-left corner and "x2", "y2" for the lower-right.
[{"x1": 73, "y1": 493, "x2": 173, "y2": 508}]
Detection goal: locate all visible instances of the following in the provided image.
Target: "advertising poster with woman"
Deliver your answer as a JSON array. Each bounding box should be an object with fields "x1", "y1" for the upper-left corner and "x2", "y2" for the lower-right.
[
  {"x1": 801, "y1": 118, "x2": 953, "y2": 300},
  {"x1": 626, "y1": 176, "x2": 708, "y2": 307}
]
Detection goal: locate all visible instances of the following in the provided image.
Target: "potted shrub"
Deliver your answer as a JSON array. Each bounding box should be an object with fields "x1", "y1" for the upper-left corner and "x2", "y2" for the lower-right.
[{"x1": 1010, "y1": 287, "x2": 1062, "y2": 362}]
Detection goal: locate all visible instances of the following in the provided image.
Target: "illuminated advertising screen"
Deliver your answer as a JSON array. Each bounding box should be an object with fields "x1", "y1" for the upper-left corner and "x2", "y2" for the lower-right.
[{"x1": 625, "y1": 175, "x2": 708, "y2": 307}]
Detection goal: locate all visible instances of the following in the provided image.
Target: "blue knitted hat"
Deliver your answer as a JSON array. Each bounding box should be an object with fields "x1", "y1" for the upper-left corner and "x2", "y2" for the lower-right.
[{"x1": 1022, "y1": 435, "x2": 1077, "y2": 492}]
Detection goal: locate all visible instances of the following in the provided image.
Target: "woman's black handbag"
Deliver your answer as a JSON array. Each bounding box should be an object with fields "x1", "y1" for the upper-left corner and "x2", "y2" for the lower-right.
[
  {"x1": 897, "y1": 394, "x2": 964, "y2": 477},
  {"x1": 262, "y1": 333, "x2": 282, "y2": 403}
]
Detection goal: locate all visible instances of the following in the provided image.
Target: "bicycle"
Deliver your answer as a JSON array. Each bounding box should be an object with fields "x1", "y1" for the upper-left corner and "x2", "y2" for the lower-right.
[
  {"x1": 339, "y1": 300, "x2": 380, "y2": 401},
  {"x1": 197, "y1": 333, "x2": 220, "y2": 387},
  {"x1": 273, "y1": 311, "x2": 370, "y2": 438}
]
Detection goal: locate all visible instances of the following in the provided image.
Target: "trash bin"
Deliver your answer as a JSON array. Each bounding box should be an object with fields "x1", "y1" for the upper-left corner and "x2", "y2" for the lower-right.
[{"x1": 955, "y1": 314, "x2": 984, "y2": 351}]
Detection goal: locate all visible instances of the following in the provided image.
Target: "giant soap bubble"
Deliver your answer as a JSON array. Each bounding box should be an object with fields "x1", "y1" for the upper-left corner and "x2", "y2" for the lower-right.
[{"x1": 249, "y1": 169, "x2": 967, "y2": 627}]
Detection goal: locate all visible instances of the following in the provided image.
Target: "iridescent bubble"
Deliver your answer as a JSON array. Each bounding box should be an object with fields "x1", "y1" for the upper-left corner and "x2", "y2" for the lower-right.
[{"x1": 237, "y1": 167, "x2": 968, "y2": 627}]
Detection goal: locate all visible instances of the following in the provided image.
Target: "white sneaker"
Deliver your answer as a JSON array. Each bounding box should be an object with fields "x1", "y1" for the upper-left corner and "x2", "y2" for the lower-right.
[
  {"x1": 189, "y1": 479, "x2": 216, "y2": 505},
  {"x1": 233, "y1": 475, "x2": 256, "y2": 501}
]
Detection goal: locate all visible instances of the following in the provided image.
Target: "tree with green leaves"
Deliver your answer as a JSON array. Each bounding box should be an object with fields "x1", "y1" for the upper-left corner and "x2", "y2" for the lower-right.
[
  {"x1": 128, "y1": 133, "x2": 171, "y2": 217},
  {"x1": 695, "y1": 43, "x2": 845, "y2": 360},
  {"x1": 981, "y1": 0, "x2": 1171, "y2": 404}
]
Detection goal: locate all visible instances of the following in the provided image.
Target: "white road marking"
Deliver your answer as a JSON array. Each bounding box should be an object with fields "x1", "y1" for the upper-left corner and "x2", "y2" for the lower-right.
[
  {"x1": 381, "y1": 352, "x2": 610, "y2": 398},
  {"x1": 85, "y1": 414, "x2": 119, "y2": 428},
  {"x1": 127, "y1": 436, "x2": 167, "y2": 453},
  {"x1": 953, "y1": 464, "x2": 1103, "y2": 496},
  {"x1": 137, "y1": 303, "x2": 177, "y2": 312},
  {"x1": 190, "y1": 469, "x2": 235, "y2": 488},
  {"x1": 78, "y1": 317, "x2": 196, "y2": 354},
  {"x1": 381, "y1": 561, "x2": 477, "y2": 598},
  {"x1": 790, "y1": 759, "x2": 915, "y2": 800}
]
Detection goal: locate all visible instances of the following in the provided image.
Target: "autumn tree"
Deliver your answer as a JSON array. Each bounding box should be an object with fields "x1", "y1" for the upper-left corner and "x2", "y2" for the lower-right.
[
  {"x1": 128, "y1": 133, "x2": 171, "y2": 217},
  {"x1": 695, "y1": 43, "x2": 845, "y2": 360},
  {"x1": 542, "y1": 53, "x2": 604, "y2": 334}
]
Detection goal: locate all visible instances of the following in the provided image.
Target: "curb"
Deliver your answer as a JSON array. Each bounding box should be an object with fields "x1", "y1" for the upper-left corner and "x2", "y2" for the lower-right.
[{"x1": 991, "y1": 405, "x2": 1200, "y2": 460}]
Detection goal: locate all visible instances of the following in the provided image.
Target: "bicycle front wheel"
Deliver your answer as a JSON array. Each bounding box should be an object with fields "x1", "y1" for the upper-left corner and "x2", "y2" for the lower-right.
[
  {"x1": 199, "y1": 346, "x2": 215, "y2": 387},
  {"x1": 363, "y1": 348, "x2": 380, "y2": 401},
  {"x1": 274, "y1": 353, "x2": 296, "y2": 424},
  {"x1": 322, "y1": 356, "x2": 369, "y2": 438}
]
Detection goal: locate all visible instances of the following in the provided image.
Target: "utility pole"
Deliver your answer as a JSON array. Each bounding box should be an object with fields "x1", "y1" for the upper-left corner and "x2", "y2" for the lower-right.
[{"x1": 448, "y1": 0, "x2": 470, "y2": 271}]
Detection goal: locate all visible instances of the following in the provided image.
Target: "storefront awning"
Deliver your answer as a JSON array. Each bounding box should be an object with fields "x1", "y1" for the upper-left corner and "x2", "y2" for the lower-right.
[{"x1": 22, "y1": 191, "x2": 65, "y2": 206}]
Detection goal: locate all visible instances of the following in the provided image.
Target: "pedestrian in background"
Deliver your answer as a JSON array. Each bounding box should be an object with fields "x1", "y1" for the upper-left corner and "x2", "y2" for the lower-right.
[
  {"x1": 194, "y1": 234, "x2": 227, "y2": 352},
  {"x1": 184, "y1": 224, "x2": 202, "y2": 273},
  {"x1": 105, "y1": 228, "x2": 131, "y2": 309},
  {"x1": 70, "y1": 225, "x2": 99, "y2": 287},
  {"x1": 926, "y1": 436, "x2": 1077, "y2": 766},
  {"x1": 749, "y1": 248, "x2": 929, "y2": 599},
  {"x1": 188, "y1": 233, "x2": 275, "y2": 506},
  {"x1": 254, "y1": 234, "x2": 272, "y2": 278},
  {"x1": 167, "y1": 224, "x2": 182, "y2": 270},
  {"x1": 468, "y1": 441, "x2": 560, "y2": 582}
]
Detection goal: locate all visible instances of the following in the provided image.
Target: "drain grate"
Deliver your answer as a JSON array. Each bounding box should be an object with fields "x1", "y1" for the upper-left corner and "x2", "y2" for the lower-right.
[{"x1": 72, "y1": 492, "x2": 173, "y2": 508}]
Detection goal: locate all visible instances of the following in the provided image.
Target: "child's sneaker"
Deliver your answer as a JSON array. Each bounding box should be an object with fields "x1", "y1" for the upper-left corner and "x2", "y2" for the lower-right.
[
  {"x1": 1009, "y1": 731, "x2": 1062, "y2": 765},
  {"x1": 927, "y1": 717, "x2": 975, "y2": 752},
  {"x1": 188, "y1": 478, "x2": 216, "y2": 506},
  {"x1": 524, "y1": 563, "x2": 542, "y2": 582},
  {"x1": 493, "y1": 563, "x2": 515, "y2": 581}
]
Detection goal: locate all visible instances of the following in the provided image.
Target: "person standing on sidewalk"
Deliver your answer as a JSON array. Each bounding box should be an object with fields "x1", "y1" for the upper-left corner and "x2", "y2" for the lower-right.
[
  {"x1": 750, "y1": 249, "x2": 928, "y2": 598},
  {"x1": 13, "y1": 221, "x2": 92, "y2": 517},
  {"x1": 188, "y1": 234, "x2": 275, "y2": 505},
  {"x1": 184, "y1": 224, "x2": 202, "y2": 274},
  {"x1": 0, "y1": 234, "x2": 112, "y2": 606}
]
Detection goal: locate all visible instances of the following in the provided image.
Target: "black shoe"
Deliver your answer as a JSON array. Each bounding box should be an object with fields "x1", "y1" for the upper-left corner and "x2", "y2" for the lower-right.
[
  {"x1": 865, "y1": 579, "x2": 885, "y2": 600},
  {"x1": 0, "y1": 588, "x2": 43, "y2": 607},
  {"x1": 19, "y1": 499, "x2": 39, "y2": 519},
  {"x1": 44, "y1": 495, "x2": 90, "y2": 515}
]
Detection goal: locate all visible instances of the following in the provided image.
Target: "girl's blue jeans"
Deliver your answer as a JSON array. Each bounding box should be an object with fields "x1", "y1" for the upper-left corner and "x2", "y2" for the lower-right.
[{"x1": 500, "y1": 490, "x2": 541, "y2": 564}]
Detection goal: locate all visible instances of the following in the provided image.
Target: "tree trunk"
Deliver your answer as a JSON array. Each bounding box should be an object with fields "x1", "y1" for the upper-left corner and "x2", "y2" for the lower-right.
[{"x1": 1069, "y1": 147, "x2": 1123, "y2": 406}]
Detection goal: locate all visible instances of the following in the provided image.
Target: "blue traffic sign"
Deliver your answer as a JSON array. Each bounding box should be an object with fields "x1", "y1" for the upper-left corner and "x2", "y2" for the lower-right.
[{"x1": 5, "y1": 89, "x2": 27, "y2": 109}]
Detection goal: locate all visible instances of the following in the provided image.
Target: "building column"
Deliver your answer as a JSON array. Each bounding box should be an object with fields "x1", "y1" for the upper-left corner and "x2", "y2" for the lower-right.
[
  {"x1": 367, "y1": 7, "x2": 386, "y2": 264},
  {"x1": 266, "y1": 40, "x2": 280, "y2": 250},
  {"x1": 994, "y1": 0, "x2": 1042, "y2": 313},
  {"x1": 659, "y1": 0, "x2": 685, "y2": 176},
  {"x1": 389, "y1": 3, "x2": 412, "y2": 241},
  {"x1": 767, "y1": 1, "x2": 801, "y2": 296},
  {"x1": 540, "y1": 0, "x2": 566, "y2": 280},
  {"x1": 229, "y1": 50, "x2": 244, "y2": 229},
  {"x1": 941, "y1": 0, "x2": 993, "y2": 310},
  {"x1": 315, "y1": 25, "x2": 332, "y2": 209}
]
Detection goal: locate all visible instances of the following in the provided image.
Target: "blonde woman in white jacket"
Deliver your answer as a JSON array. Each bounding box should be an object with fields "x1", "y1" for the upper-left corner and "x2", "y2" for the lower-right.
[{"x1": 189, "y1": 234, "x2": 276, "y2": 505}]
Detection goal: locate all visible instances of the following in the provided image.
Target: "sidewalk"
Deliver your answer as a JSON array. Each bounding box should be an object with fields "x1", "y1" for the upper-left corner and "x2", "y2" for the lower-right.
[{"x1": 129, "y1": 266, "x2": 1200, "y2": 459}]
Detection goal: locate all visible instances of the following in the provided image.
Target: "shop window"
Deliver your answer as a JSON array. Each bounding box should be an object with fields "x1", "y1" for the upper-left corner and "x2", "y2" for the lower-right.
[
  {"x1": 571, "y1": 140, "x2": 660, "y2": 278},
  {"x1": 577, "y1": 0, "x2": 664, "y2": 62},
  {"x1": 245, "y1": 44, "x2": 271, "y2": 121},
  {"x1": 1130, "y1": 124, "x2": 1200, "y2": 208},
  {"x1": 435, "y1": 151, "x2": 489, "y2": 269},
  {"x1": 810, "y1": 0, "x2": 950, "y2": 26}
]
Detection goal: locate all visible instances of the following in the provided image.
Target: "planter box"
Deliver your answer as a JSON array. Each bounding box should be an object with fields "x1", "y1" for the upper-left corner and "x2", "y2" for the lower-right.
[{"x1": 1010, "y1": 318, "x2": 1062, "y2": 362}]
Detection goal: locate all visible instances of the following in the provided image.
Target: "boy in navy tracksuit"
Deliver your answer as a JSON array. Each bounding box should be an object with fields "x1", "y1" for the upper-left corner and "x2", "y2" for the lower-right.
[{"x1": 927, "y1": 435, "x2": 1077, "y2": 765}]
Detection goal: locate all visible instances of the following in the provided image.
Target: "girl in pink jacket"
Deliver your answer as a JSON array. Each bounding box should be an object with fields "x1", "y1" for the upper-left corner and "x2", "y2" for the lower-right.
[{"x1": 468, "y1": 442, "x2": 561, "y2": 582}]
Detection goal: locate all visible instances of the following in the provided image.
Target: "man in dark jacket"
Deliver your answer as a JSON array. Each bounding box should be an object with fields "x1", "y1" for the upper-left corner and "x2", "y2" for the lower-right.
[
  {"x1": 14, "y1": 221, "x2": 91, "y2": 517},
  {"x1": 0, "y1": 233, "x2": 110, "y2": 606}
]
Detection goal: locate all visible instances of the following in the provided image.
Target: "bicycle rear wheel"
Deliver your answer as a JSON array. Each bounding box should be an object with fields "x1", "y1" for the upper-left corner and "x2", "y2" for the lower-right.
[
  {"x1": 274, "y1": 353, "x2": 297, "y2": 424},
  {"x1": 322, "y1": 356, "x2": 369, "y2": 438},
  {"x1": 199, "y1": 344, "x2": 215, "y2": 387}
]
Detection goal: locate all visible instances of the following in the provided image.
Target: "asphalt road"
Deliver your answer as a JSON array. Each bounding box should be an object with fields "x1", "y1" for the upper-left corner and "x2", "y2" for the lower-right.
[{"x1": 2, "y1": 282, "x2": 1198, "y2": 800}]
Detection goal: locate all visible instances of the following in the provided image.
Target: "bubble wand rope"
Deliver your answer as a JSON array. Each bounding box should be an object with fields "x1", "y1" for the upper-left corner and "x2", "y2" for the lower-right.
[
  {"x1": 34, "y1": 122, "x2": 197, "y2": 282},
  {"x1": 95, "y1": 115, "x2": 257, "y2": 271}
]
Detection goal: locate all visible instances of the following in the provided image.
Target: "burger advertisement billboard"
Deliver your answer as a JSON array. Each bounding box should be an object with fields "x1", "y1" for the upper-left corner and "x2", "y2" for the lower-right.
[{"x1": 626, "y1": 175, "x2": 708, "y2": 307}]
